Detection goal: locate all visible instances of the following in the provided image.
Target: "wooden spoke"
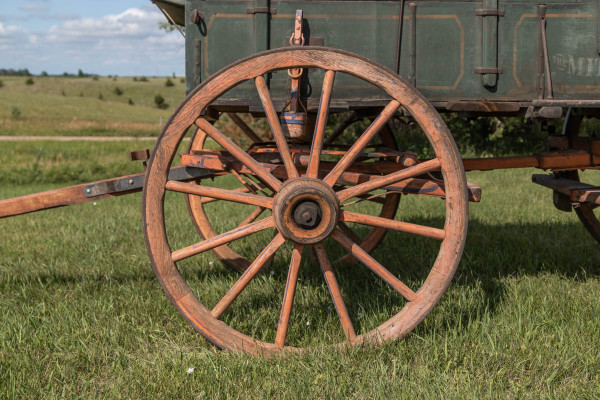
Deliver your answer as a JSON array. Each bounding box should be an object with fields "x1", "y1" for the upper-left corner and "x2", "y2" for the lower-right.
[
  {"x1": 211, "y1": 234, "x2": 286, "y2": 319},
  {"x1": 227, "y1": 112, "x2": 263, "y2": 143},
  {"x1": 313, "y1": 243, "x2": 357, "y2": 341},
  {"x1": 332, "y1": 185, "x2": 387, "y2": 205},
  {"x1": 338, "y1": 221, "x2": 362, "y2": 243},
  {"x1": 341, "y1": 210, "x2": 445, "y2": 240},
  {"x1": 243, "y1": 174, "x2": 271, "y2": 197},
  {"x1": 331, "y1": 229, "x2": 417, "y2": 302},
  {"x1": 236, "y1": 206, "x2": 266, "y2": 228},
  {"x1": 275, "y1": 244, "x2": 304, "y2": 347},
  {"x1": 172, "y1": 216, "x2": 274, "y2": 262},
  {"x1": 324, "y1": 111, "x2": 357, "y2": 146},
  {"x1": 165, "y1": 180, "x2": 273, "y2": 209},
  {"x1": 255, "y1": 75, "x2": 300, "y2": 180},
  {"x1": 323, "y1": 100, "x2": 401, "y2": 186},
  {"x1": 337, "y1": 158, "x2": 441, "y2": 203},
  {"x1": 195, "y1": 118, "x2": 282, "y2": 191},
  {"x1": 307, "y1": 70, "x2": 336, "y2": 178},
  {"x1": 229, "y1": 168, "x2": 258, "y2": 194},
  {"x1": 199, "y1": 186, "x2": 252, "y2": 205}
]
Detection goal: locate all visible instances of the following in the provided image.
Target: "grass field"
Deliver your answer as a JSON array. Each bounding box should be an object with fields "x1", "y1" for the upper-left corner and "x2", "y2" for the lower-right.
[
  {"x1": 0, "y1": 139, "x2": 599, "y2": 398},
  {"x1": 0, "y1": 76, "x2": 599, "y2": 398},
  {"x1": 0, "y1": 76, "x2": 185, "y2": 137}
]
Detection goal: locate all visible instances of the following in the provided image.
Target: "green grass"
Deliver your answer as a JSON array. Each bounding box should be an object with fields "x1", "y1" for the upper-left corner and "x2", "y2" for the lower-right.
[
  {"x1": 0, "y1": 139, "x2": 599, "y2": 398},
  {"x1": 0, "y1": 76, "x2": 185, "y2": 137}
]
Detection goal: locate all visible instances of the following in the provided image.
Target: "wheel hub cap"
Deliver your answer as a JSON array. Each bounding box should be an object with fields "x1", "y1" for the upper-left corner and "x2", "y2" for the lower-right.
[{"x1": 273, "y1": 178, "x2": 339, "y2": 244}]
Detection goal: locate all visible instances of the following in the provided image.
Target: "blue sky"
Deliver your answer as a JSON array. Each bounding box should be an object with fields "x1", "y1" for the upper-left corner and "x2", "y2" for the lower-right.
[{"x1": 0, "y1": 1, "x2": 185, "y2": 76}]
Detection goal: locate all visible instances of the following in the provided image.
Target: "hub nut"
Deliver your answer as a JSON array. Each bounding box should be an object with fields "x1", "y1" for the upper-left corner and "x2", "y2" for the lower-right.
[{"x1": 293, "y1": 201, "x2": 322, "y2": 229}]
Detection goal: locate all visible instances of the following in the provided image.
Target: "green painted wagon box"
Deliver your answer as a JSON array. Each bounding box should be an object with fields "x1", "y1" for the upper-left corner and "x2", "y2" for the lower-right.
[{"x1": 152, "y1": 0, "x2": 600, "y2": 108}]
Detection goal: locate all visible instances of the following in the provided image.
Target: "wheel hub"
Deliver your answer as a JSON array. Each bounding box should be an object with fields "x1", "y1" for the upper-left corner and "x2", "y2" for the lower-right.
[{"x1": 273, "y1": 178, "x2": 339, "y2": 244}]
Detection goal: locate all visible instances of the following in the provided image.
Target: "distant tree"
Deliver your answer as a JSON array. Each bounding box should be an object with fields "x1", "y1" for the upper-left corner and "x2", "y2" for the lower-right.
[
  {"x1": 113, "y1": 87, "x2": 123, "y2": 96},
  {"x1": 41, "y1": 71, "x2": 48, "y2": 77},
  {"x1": 133, "y1": 77, "x2": 138, "y2": 82},
  {"x1": 0, "y1": 69, "x2": 32, "y2": 76},
  {"x1": 128, "y1": 98, "x2": 134, "y2": 105},
  {"x1": 180, "y1": 78, "x2": 185, "y2": 84},
  {"x1": 98, "y1": 93, "x2": 104, "y2": 100},
  {"x1": 154, "y1": 94, "x2": 168, "y2": 109},
  {"x1": 25, "y1": 78, "x2": 34, "y2": 85},
  {"x1": 139, "y1": 77, "x2": 148, "y2": 82},
  {"x1": 92, "y1": 76, "x2": 99, "y2": 81},
  {"x1": 172, "y1": 72, "x2": 176, "y2": 78},
  {"x1": 165, "y1": 78, "x2": 175, "y2": 87},
  {"x1": 78, "y1": 69, "x2": 85, "y2": 77}
]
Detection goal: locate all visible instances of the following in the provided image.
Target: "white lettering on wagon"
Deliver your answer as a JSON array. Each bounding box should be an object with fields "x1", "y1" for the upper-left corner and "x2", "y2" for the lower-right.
[{"x1": 552, "y1": 54, "x2": 600, "y2": 76}]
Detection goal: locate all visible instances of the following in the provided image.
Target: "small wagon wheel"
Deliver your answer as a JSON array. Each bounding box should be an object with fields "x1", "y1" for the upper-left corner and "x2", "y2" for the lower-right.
[
  {"x1": 185, "y1": 119, "x2": 401, "y2": 271},
  {"x1": 143, "y1": 47, "x2": 468, "y2": 353},
  {"x1": 560, "y1": 110, "x2": 600, "y2": 242}
]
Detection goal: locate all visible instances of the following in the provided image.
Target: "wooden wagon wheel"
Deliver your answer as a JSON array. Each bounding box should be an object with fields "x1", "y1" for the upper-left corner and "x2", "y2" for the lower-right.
[
  {"x1": 185, "y1": 119, "x2": 401, "y2": 272},
  {"x1": 560, "y1": 110, "x2": 600, "y2": 242},
  {"x1": 143, "y1": 47, "x2": 468, "y2": 354}
]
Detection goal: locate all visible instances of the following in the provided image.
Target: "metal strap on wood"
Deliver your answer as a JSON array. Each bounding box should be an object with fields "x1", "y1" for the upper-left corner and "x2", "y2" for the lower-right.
[
  {"x1": 476, "y1": 0, "x2": 503, "y2": 87},
  {"x1": 246, "y1": 7, "x2": 276, "y2": 15}
]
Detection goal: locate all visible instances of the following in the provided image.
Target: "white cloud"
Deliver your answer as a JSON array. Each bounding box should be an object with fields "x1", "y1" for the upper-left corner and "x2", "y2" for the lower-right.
[
  {"x1": 0, "y1": 21, "x2": 24, "y2": 36},
  {"x1": 0, "y1": 7, "x2": 184, "y2": 76}
]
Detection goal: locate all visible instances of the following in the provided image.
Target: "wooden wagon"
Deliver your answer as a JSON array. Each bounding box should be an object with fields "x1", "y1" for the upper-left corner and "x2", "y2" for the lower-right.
[{"x1": 2, "y1": 0, "x2": 598, "y2": 354}]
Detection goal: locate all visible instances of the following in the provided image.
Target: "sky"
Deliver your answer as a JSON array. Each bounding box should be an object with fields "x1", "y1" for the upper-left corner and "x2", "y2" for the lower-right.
[{"x1": 0, "y1": 0, "x2": 185, "y2": 76}]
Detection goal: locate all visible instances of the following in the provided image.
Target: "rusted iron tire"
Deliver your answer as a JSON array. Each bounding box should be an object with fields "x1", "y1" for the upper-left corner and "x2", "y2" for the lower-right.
[
  {"x1": 143, "y1": 47, "x2": 468, "y2": 354},
  {"x1": 185, "y1": 121, "x2": 401, "y2": 272},
  {"x1": 562, "y1": 111, "x2": 600, "y2": 243}
]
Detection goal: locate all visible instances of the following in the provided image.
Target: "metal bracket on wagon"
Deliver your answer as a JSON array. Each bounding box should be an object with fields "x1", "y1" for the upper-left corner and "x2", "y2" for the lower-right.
[{"x1": 83, "y1": 166, "x2": 213, "y2": 198}]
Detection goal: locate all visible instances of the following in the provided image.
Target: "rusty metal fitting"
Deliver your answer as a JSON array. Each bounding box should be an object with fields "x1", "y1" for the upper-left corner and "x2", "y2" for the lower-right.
[
  {"x1": 190, "y1": 9, "x2": 204, "y2": 24},
  {"x1": 287, "y1": 68, "x2": 303, "y2": 79},
  {"x1": 293, "y1": 201, "x2": 322, "y2": 229},
  {"x1": 288, "y1": 34, "x2": 305, "y2": 47}
]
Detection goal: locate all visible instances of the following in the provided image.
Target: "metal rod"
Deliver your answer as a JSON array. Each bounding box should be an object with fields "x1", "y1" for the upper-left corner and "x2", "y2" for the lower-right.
[
  {"x1": 536, "y1": 5, "x2": 546, "y2": 99},
  {"x1": 409, "y1": 3, "x2": 417, "y2": 86},
  {"x1": 540, "y1": 15, "x2": 554, "y2": 100},
  {"x1": 395, "y1": 0, "x2": 406, "y2": 75}
]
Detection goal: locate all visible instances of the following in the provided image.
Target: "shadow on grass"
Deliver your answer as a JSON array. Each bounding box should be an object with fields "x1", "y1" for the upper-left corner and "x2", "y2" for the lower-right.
[
  {"x1": 193, "y1": 214, "x2": 600, "y2": 339},
  {"x1": 4, "y1": 214, "x2": 597, "y2": 343}
]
